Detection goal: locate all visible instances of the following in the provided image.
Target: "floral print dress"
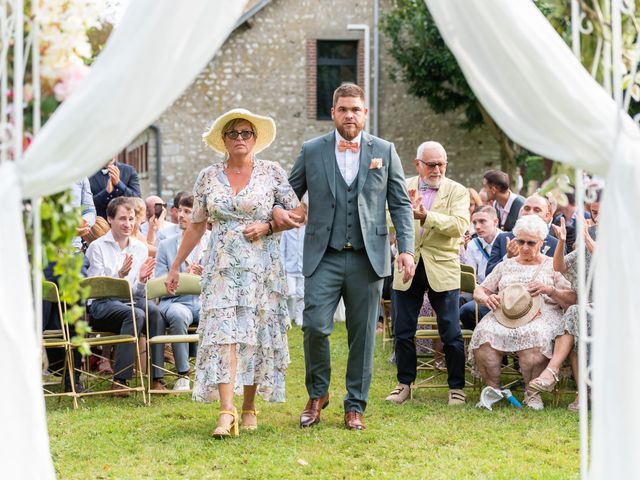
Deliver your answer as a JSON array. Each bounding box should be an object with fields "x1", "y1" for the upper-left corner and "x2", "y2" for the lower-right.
[
  {"x1": 190, "y1": 159, "x2": 299, "y2": 403},
  {"x1": 468, "y1": 257, "x2": 571, "y2": 370},
  {"x1": 556, "y1": 249, "x2": 593, "y2": 351}
]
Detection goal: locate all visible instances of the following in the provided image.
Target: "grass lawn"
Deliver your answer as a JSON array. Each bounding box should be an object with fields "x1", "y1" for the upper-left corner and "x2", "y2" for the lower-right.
[{"x1": 47, "y1": 323, "x2": 580, "y2": 479}]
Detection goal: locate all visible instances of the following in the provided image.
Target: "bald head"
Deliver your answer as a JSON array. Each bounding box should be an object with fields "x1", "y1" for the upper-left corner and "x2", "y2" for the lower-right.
[
  {"x1": 145, "y1": 195, "x2": 164, "y2": 220},
  {"x1": 521, "y1": 194, "x2": 553, "y2": 223}
]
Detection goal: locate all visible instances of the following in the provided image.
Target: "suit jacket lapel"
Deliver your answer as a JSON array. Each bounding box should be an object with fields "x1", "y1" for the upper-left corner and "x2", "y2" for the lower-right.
[
  {"x1": 322, "y1": 133, "x2": 336, "y2": 199},
  {"x1": 431, "y1": 178, "x2": 451, "y2": 212},
  {"x1": 357, "y1": 132, "x2": 374, "y2": 195}
]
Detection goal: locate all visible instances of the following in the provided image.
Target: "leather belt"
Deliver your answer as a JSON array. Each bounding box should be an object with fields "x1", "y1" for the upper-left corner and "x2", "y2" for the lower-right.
[{"x1": 343, "y1": 243, "x2": 354, "y2": 250}]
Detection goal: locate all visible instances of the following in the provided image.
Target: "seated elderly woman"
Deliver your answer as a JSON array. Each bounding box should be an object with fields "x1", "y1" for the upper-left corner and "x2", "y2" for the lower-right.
[{"x1": 469, "y1": 215, "x2": 576, "y2": 410}]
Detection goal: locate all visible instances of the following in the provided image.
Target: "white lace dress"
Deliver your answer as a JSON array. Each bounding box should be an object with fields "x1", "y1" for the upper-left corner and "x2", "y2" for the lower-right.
[
  {"x1": 468, "y1": 257, "x2": 571, "y2": 368},
  {"x1": 190, "y1": 159, "x2": 299, "y2": 403}
]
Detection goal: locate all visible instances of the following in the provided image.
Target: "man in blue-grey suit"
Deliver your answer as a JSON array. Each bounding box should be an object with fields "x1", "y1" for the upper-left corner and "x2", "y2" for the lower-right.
[
  {"x1": 274, "y1": 84, "x2": 415, "y2": 430},
  {"x1": 155, "y1": 194, "x2": 209, "y2": 391}
]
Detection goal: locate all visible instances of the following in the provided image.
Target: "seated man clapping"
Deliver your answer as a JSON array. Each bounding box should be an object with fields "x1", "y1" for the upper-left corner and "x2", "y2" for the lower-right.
[{"x1": 86, "y1": 197, "x2": 166, "y2": 393}]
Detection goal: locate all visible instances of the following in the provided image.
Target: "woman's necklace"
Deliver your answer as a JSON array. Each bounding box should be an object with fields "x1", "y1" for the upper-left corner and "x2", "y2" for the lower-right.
[{"x1": 225, "y1": 158, "x2": 253, "y2": 174}]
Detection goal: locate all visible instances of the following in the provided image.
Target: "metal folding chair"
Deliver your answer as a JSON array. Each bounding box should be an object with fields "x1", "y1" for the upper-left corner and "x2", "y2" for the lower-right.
[
  {"x1": 42, "y1": 280, "x2": 78, "y2": 408},
  {"x1": 411, "y1": 269, "x2": 478, "y2": 397},
  {"x1": 72, "y1": 276, "x2": 146, "y2": 403},
  {"x1": 145, "y1": 273, "x2": 201, "y2": 403}
]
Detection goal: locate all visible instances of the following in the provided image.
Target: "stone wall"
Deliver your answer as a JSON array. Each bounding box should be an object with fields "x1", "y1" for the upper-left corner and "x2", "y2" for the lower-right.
[{"x1": 144, "y1": 0, "x2": 500, "y2": 199}]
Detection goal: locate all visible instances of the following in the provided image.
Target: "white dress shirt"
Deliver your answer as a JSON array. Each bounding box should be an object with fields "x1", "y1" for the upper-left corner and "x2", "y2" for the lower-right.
[
  {"x1": 334, "y1": 130, "x2": 362, "y2": 186},
  {"x1": 85, "y1": 230, "x2": 149, "y2": 297},
  {"x1": 494, "y1": 191, "x2": 518, "y2": 226},
  {"x1": 464, "y1": 233, "x2": 499, "y2": 283}
]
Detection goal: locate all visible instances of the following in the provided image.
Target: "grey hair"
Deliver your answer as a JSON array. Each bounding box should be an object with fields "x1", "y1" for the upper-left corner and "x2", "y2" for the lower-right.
[
  {"x1": 416, "y1": 141, "x2": 447, "y2": 161},
  {"x1": 513, "y1": 215, "x2": 548, "y2": 241}
]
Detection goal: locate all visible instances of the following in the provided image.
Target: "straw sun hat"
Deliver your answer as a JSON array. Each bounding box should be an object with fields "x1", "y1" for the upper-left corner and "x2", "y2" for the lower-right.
[
  {"x1": 494, "y1": 283, "x2": 543, "y2": 329},
  {"x1": 202, "y1": 108, "x2": 276, "y2": 155}
]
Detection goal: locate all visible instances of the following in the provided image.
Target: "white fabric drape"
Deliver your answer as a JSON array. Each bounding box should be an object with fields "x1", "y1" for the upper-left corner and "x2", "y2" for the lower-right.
[
  {"x1": 425, "y1": 1, "x2": 640, "y2": 478},
  {"x1": 0, "y1": 1, "x2": 246, "y2": 478}
]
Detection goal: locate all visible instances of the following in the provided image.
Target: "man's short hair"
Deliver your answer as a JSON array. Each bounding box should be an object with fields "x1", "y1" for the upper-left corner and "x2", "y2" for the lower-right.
[
  {"x1": 472, "y1": 205, "x2": 497, "y2": 219},
  {"x1": 332, "y1": 83, "x2": 365, "y2": 106},
  {"x1": 173, "y1": 191, "x2": 188, "y2": 209},
  {"x1": 483, "y1": 170, "x2": 510, "y2": 193},
  {"x1": 106, "y1": 197, "x2": 135, "y2": 219},
  {"x1": 178, "y1": 194, "x2": 194, "y2": 209}
]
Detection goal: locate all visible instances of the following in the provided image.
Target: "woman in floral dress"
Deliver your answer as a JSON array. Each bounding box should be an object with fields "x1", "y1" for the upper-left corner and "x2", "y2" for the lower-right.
[{"x1": 165, "y1": 109, "x2": 303, "y2": 437}]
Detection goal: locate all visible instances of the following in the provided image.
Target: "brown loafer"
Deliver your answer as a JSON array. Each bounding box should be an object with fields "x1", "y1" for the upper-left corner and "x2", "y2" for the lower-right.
[
  {"x1": 344, "y1": 410, "x2": 366, "y2": 430},
  {"x1": 299, "y1": 394, "x2": 329, "y2": 428}
]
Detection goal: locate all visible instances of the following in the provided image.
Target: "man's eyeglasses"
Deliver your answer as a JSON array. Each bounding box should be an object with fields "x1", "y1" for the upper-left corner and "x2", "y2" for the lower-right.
[
  {"x1": 224, "y1": 130, "x2": 255, "y2": 140},
  {"x1": 515, "y1": 239, "x2": 538, "y2": 247},
  {"x1": 417, "y1": 159, "x2": 448, "y2": 169}
]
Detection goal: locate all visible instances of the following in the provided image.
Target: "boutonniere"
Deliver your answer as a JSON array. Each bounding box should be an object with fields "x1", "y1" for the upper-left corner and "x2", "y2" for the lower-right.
[{"x1": 369, "y1": 158, "x2": 383, "y2": 170}]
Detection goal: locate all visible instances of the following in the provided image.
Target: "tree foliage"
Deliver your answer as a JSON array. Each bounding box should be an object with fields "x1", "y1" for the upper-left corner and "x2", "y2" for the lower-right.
[
  {"x1": 381, "y1": 0, "x2": 520, "y2": 180},
  {"x1": 382, "y1": 0, "x2": 482, "y2": 130}
]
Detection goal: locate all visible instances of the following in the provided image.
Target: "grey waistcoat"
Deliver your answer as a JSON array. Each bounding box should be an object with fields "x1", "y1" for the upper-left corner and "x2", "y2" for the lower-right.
[{"x1": 328, "y1": 170, "x2": 364, "y2": 251}]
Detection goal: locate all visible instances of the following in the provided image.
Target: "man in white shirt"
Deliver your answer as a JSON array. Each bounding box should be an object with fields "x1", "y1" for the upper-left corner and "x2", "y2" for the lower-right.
[
  {"x1": 85, "y1": 197, "x2": 167, "y2": 393},
  {"x1": 482, "y1": 170, "x2": 524, "y2": 232},
  {"x1": 460, "y1": 205, "x2": 500, "y2": 329},
  {"x1": 464, "y1": 205, "x2": 500, "y2": 283},
  {"x1": 155, "y1": 195, "x2": 209, "y2": 391}
]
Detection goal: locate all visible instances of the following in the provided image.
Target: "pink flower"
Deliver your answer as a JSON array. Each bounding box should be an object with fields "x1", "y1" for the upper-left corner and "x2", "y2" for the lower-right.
[{"x1": 53, "y1": 64, "x2": 90, "y2": 101}]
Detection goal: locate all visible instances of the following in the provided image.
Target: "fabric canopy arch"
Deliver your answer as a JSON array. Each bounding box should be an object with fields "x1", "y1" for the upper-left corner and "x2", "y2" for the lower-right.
[
  {"x1": 0, "y1": 1, "x2": 247, "y2": 477},
  {"x1": 425, "y1": 1, "x2": 640, "y2": 478}
]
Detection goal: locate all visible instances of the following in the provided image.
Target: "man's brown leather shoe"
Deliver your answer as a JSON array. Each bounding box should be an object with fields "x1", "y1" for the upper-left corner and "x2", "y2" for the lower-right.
[
  {"x1": 299, "y1": 394, "x2": 329, "y2": 428},
  {"x1": 344, "y1": 411, "x2": 366, "y2": 430}
]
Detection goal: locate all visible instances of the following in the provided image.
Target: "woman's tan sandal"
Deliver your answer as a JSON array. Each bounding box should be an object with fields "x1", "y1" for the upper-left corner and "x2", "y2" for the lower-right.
[
  {"x1": 528, "y1": 367, "x2": 559, "y2": 393},
  {"x1": 212, "y1": 409, "x2": 239, "y2": 438},
  {"x1": 241, "y1": 409, "x2": 259, "y2": 431}
]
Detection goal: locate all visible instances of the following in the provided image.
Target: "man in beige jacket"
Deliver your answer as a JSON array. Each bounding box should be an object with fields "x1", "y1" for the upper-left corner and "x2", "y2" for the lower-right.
[{"x1": 386, "y1": 141, "x2": 470, "y2": 406}]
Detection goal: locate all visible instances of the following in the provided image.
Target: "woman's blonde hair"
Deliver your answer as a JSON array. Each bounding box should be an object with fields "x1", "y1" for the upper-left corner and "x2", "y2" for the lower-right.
[{"x1": 467, "y1": 187, "x2": 482, "y2": 209}]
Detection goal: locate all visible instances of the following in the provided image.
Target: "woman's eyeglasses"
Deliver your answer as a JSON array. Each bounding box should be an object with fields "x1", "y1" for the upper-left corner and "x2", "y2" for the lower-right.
[
  {"x1": 515, "y1": 239, "x2": 538, "y2": 247},
  {"x1": 224, "y1": 130, "x2": 255, "y2": 140}
]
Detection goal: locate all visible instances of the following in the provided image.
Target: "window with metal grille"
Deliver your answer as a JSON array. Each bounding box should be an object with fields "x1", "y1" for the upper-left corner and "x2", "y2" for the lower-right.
[
  {"x1": 119, "y1": 142, "x2": 149, "y2": 178},
  {"x1": 316, "y1": 40, "x2": 358, "y2": 120}
]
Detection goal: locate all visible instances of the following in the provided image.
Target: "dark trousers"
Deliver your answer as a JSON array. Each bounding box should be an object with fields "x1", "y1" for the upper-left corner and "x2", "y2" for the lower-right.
[
  {"x1": 392, "y1": 260, "x2": 465, "y2": 389},
  {"x1": 89, "y1": 298, "x2": 165, "y2": 380},
  {"x1": 459, "y1": 301, "x2": 490, "y2": 330},
  {"x1": 303, "y1": 248, "x2": 383, "y2": 413}
]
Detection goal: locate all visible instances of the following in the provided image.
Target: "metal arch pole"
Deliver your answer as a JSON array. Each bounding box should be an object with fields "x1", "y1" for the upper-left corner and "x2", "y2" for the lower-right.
[
  {"x1": 29, "y1": 0, "x2": 43, "y2": 339},
  {"x1": 571, "y1": 1, "x2": 589, "y2": 479},
  {"x1": 348, "y1": 23, "x2": 370, "y2": 133}
]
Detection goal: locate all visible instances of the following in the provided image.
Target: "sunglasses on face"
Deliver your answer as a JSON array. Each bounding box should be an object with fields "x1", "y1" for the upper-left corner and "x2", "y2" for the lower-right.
[
  {"x1": 515, "y1": 239, "x2": 538, "y2": 247},
  {"x1": 224, "y1": 130, "x2": 255, "y2": 140}
]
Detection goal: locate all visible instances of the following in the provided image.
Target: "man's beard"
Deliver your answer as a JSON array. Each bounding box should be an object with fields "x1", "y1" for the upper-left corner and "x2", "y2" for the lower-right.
[
  {"x1": 425, "y1": 177, "x2": 442, "y2": 189},
  {"x1": 337, "y1": 123, "x2": 361, "y2": 141}
]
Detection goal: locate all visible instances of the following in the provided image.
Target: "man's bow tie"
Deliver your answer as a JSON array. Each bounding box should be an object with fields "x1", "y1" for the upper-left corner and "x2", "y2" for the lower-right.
[
  {"x1": 338, "y1": 140, "x2": 360, "y2": 153},
  {"x1": 418, "y1": 182, "x2": 438, "y2": 192}
]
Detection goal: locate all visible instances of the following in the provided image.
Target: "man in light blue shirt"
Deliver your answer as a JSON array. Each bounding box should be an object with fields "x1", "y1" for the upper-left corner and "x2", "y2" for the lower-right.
[{"x1": 155, "y1": 194, "x2": 209, "y2": 391}]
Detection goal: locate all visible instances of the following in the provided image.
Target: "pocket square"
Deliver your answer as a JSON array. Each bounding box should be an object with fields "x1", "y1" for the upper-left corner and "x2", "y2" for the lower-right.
[{"x1": 369, "y1": 158, "x2": 383, "y2": 169}]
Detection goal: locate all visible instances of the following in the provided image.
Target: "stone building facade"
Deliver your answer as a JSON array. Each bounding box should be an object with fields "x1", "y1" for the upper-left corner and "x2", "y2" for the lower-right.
[{"x1": 130, "y1": 0, "x2": 500, "y2": 198}]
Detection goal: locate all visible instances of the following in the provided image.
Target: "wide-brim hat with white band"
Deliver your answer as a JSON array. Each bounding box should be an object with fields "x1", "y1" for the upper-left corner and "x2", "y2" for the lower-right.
[
  {"x1": 202, "y1": 108, "x2": 276, "y2": 155},
  {"x1": 494, "y1": 283, "x2": 543, "y2": 329}
]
